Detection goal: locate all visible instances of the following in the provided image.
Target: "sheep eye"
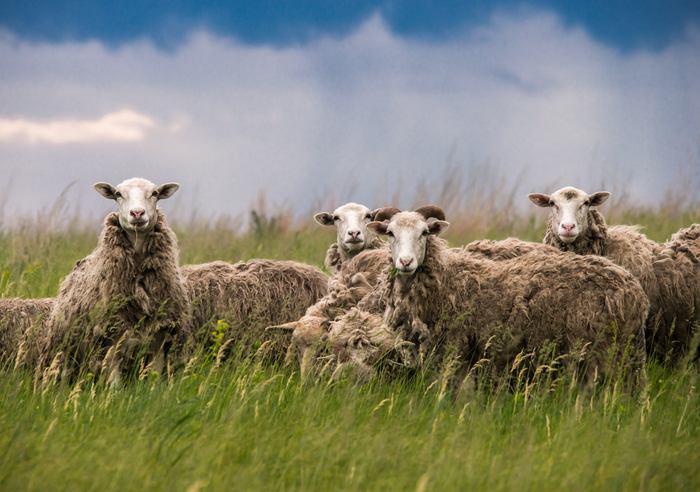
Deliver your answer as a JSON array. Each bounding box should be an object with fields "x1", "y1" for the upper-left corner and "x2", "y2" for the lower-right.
[
  {"x1": 152, "y1": 190, "x2": 159, "y2": 197},
  {"x1": 584, "y1": 201, "x2": 590, "y2": 206},
  {"x1": 548, "y1": 200, "x2": 554, "y2": 206},
  {"x1": 333, "y1": 215, "x2": 340, "y2": 222},
  {"x1": 387, "y1": 231, "x2": 394, "y2": 238},
  {"x1": 115, "y1": 191, "x2": 122, "y2": 198},
  {"x1": 364, "y1": 213, "x2": 372, "y2": 220},
  {"x1": 421, "y1": 230, "x2": 429, "y2": 236}
]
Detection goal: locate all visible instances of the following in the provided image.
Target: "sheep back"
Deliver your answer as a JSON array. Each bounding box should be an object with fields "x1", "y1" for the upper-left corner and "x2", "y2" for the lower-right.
[
  {"x1": 0, "y1": 297, "x2": 54, "y2": 368},
  {"x1": 182, "y1": 259, "x2": 329, "y2": 357},
  {"x1": 650, "y1": 224, "x2": 700, "y2": 360}
]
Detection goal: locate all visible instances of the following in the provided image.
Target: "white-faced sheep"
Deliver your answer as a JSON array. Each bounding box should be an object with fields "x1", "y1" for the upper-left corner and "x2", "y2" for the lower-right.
[
  {"x1": 181, "y1": 258, "x2": 329, "y2": 359},
  {"x1": 315, "y1": 203, "x2": 384, "y2": 272},
  {"x1": 267, "y1": 206, "x2": 396, "y2": 366},
  {"x1": 0, "y1": 297, "x2": 54, "y2": 367},
  {"x1": 38, "y1": 178, "x2": 192, "y2": 383},
  {"x1": 329, "y1": 206, "x2": 649, "y2": 389},
  {"x1": 529, "y1": 186, "x2": 700, "y2": 361}
]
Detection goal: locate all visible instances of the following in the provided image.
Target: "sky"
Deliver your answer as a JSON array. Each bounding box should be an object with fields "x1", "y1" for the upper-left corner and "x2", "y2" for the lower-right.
[{"x1": 0, "y1": 1, "x2": 699, "y2": 224}]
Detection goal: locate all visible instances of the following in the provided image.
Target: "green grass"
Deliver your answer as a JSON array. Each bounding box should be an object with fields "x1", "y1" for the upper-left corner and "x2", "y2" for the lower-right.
[{"x1": 1, "y1": 201, "x2": 700, "y2": 490}]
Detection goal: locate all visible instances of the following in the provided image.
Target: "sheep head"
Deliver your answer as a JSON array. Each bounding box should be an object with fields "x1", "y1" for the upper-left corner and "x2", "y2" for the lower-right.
[
  {"x1": 367, "y1": 206, "x2": 449, "y2": 277},
  {"x1": 528, "y1": 186, "x2": 610, "y2": 243},
  {"x1": 94, "y1": 178, "x2": 179, "y2": 237},
  {"x1": 314, "y1": 203, "x2": 380, "y2": 257}
]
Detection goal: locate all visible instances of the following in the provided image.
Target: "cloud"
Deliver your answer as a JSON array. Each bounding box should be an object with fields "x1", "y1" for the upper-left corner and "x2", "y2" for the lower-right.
[
  {"x1": 0, "y1": 109, "x2": 156, "y2": 144},
  {"x1": 0, "y1": 12, "x2": 698, "y2": 223}
]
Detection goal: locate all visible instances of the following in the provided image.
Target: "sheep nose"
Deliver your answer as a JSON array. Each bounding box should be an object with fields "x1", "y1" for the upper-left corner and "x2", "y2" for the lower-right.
[
  {"x1": 130, "y1": 209, "x2": 145, "y2": 220},
  {"x1": 399, "y1": 257, "x2": 413, "y2": 268},
  {"x1": 562, "y1": 223, "x2": 576, "y2": 233},
  {"x1": 348, "y1": 231, "x2": 360, "y2": 239}
]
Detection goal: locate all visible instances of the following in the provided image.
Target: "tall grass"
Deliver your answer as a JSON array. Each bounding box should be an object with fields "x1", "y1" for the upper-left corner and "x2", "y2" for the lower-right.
[{"x1": 1, "y1": 170, "x2": 700, "y2": 490}]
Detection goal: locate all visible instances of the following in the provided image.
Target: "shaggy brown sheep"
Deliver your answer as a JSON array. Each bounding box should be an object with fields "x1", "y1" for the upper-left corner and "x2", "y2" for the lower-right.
[
  {"x1": 328, "y1": 206, "x2": 649, "y2": 390},
  {"x1": 0, "y1": 297, "x2": 54, "y2": 367},
  {"x1": 529, "y1": 186, "x2": 700, "y2": 362},
  {"x1": 181, "y1": 259, "x2": 329, "y2": 358},
  {"x1": 39, "y1": 179, "x2": 192, "y2": 384}
]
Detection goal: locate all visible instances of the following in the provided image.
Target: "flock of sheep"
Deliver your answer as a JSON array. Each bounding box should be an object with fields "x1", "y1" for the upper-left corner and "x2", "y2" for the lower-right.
[{"x1": 1, "y1": 178, "x2": 699, "y2": 393}]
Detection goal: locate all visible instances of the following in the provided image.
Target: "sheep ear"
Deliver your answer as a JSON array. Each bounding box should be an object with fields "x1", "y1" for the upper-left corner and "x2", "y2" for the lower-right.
[
  {"x1": 588, "y1": 191, "x2": 610, "y2": 207},
  {"x1": 157, "y1": 183, "x2": 179, "y2": 199},
  {"x1": 428, "y1": 220, "x2": 449, "y2": 236},
  {"x1": 367, "y1": 221, "x2": 389, "y2": 235},
  {"x1": 314, "y1": 213, "x2": 335, "y2": 227},
  {"x1": 528, "y1": 193, "x2": 551, "y2": 208},
  {"x1": 94, "y1": 182, "x2": 117, "y2": 200}
]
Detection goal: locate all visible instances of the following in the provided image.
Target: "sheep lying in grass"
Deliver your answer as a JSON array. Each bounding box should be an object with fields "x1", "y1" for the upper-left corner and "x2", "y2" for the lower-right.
[
  {"x1": 0, "y1": 297, "x2": 54, "y2": 367},
  {"x1": 39, "y1": 178, "x2": 192, "y2": 383},
  {"x1": 181, "y1": 259, "x2": 329, "y2": 358},
  {"x1": 329, "y1": 206, "x2": 649, "y2": 389},
  {"x1": 267, "y1": 207, "x2": 396, "y2": 365},
  {"x1": 315, "y1": 203, "x2": 384, "y2": 272},
  {"x1": 529, "y1": 186, "x2": 700, "y2": 361}
]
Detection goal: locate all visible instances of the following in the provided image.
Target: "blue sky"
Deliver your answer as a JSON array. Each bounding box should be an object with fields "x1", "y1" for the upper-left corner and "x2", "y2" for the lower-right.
[
  {"x1": 0, "y1": 1, "x2": 699, "y2": 223},
  {"x1": 2, "y1": 0, "x2": 699, "y2": 51}
]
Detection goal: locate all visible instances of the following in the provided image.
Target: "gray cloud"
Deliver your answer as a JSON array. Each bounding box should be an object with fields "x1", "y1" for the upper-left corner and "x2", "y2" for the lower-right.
[{"x1": 0, "y1": 11, "x2": 698, "y2": 224}]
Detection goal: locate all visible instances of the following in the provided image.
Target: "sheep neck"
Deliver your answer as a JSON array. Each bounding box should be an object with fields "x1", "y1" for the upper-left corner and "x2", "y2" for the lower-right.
[{"x1": 123, "y1": 227, "x2": 153, "y2": 255}]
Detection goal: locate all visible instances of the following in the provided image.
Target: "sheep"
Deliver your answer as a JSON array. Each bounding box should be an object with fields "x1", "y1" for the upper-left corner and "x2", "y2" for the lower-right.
[
  {"x1": 529, "y1": 186, "x2": 700, "y2": 361},
  {"x1": 315, "y1": 203, "x2": 384, "y2": 272},
  {"x1": 38, "y1": 178, "x2": 192, "y2": 383},
  {"x1": 180, "y1": 258, "x2": 329, "y2": 359},
  {"x1": 266, "y1": 207, "x2": 397, "y2": 366},
  {"x1": 328, "y1": 205, "x2": 649, "y2": 390},
  {"x1": 0, "y1": 297, "x2": 54, "y2": 367}
]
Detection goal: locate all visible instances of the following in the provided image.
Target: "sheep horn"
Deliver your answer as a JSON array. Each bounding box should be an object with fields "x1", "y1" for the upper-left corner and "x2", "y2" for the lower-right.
[
  {"x1": 414, "y1": 205, "x2": 446, "y2": 221},
  {"x1": 373, "y1": 206, "x2": 402, "y2": 222}
]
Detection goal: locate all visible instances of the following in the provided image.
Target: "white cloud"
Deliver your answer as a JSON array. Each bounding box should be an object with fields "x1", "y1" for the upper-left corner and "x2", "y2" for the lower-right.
[
  {"x1": 0, "y1": 109, "x2": 156, "y2": 144},
  {"x1": 0, "y1": 12, "x2": 698, "y2": 222}
]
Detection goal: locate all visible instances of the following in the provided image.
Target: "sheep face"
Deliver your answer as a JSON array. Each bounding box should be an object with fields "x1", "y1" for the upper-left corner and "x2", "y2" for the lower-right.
[
  {"x1": 368, "y1": 212, "x2": 449, "y2": 277},
  {"x1": 94, "y1": 178, "x2": 179, "y2": 236},
  {"x1": 315, "y1": 203, "x2": 378, "y2": 256},
  {"x1": 529, "y1": 186, "x2": 610, "y2": 243}
]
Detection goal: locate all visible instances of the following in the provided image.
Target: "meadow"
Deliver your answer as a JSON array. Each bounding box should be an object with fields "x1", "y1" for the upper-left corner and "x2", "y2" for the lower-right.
[{"x1": 1, "y1": 175, "x2": 700, "y2": 491}]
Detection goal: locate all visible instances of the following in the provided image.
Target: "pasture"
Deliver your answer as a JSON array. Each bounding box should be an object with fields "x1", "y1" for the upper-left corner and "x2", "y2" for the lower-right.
[{"x1": 1, "y1": 187, "x2": 699, "y2": 491}]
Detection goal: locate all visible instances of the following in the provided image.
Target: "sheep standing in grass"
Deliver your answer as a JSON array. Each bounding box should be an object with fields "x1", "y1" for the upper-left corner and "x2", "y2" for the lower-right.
[
  {"x1": 39, "y1": 178, "x2": 192, "y2": 383},
  {"x1": 529, "y1": 186, "x2": 700, "y2": 361},
  {"x1": 0, "y1": 297, "x2": 54, "y2": 367},
  {"x1": 315, "y1": 203, "x2": 384, "y2": 272},
  {"x1": 181, "y1": 258, "x2": 329, "y2": 358},
  {"x1": 330, "y1": 206, "x2": 649, "y2": 389}
]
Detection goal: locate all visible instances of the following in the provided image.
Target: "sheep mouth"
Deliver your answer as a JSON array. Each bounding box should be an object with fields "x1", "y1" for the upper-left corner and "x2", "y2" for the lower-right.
[
  {"x1": 558, "y1": 233, "x2": 578, "y2": 242},
  {"x1": 345, "y1": 239, "x2": 364, "y2": 245},
  {"x1": 129, "y1": 220, "x2": 148, "y2": 228}
]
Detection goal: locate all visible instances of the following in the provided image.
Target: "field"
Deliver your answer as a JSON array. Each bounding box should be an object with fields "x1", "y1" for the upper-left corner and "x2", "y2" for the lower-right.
[{"x1": 1, "y1": 182, "x2": 700, "y2": 491}]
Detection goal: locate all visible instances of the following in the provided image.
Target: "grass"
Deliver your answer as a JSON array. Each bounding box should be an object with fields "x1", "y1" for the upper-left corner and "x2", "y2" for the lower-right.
[{"x1": 1, "y1": 177, "x2": 700, "y2": 490}]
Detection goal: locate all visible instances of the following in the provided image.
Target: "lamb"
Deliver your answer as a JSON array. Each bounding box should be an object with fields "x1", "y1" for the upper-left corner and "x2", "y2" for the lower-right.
[
  {"x1": 38, "y1": 178, "x2": 192, "y2": 383},
  {"x1": 529, "y1": 186, "x2": 700, "y2": 361},
  {"x1": 181, "y1": 258, "x2": 329, "y2": 358},
  {"x1": 315, "y1": 203, "x2": 385, "y2": 272},
  {"x1": 329, "y1": 206, "x2": 649, "y2": 389},
  {"x1": 0, "y1": 297, "x2": 54, "y2": 367}
]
